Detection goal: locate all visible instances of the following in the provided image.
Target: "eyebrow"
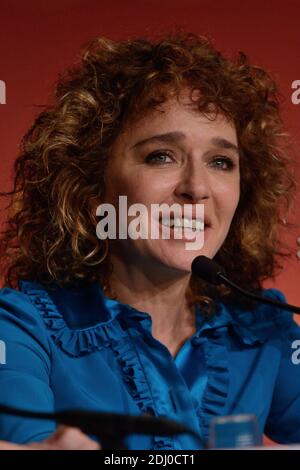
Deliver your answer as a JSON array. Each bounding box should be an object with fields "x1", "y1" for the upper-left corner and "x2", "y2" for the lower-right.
[{"x1": 131, "y1": 131, "x2": 239, "y2": 155}]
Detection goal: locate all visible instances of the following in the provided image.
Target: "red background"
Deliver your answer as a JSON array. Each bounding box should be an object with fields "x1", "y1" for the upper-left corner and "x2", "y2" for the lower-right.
[{"x1": 0, "y1": 0, "x2": 299, "y2": 303}]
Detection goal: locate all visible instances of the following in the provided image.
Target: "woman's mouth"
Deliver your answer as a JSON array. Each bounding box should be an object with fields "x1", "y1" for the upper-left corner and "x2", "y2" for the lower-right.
[
  {"x1": 156, "y1": 216, "x2": 210, "y2": 244},
  {"x1": 160, "y1": 216, "x2": 204, "y2": 231}
]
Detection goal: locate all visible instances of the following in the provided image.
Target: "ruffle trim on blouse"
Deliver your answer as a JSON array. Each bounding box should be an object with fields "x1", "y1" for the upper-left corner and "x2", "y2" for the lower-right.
[
  {"x1": 20, "y1": 280, "x2": 175, "y2": 449},
  {"x1": 194, "y1": 288, "x2": 292, "y2": 347},
  {"x1": 20, "y1": 281, "x2": 290, "y2": 449},
  {"x1": 110, "y1": 338, "x2": 175, "y2": 450},
  {"x1": 21, "y1": 283, "x2": 113, "y2": 357},
  {"x1": 191, "y1": 289, "x2": 292, "y2": 442}
]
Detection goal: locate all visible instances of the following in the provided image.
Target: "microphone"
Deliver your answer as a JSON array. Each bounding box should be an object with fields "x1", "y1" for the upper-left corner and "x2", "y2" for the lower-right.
[
  {"x1": 191, "y1": 255, "x2": 300, "y2": 314},
  {"x1": 0, "y1": 404, "x2": 203, "y2": 450}
]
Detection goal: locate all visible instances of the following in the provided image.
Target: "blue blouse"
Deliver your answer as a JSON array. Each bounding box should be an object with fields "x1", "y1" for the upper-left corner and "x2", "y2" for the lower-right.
[{"x1": 0, "y1": 280, "x2": 300, "y2": 449}]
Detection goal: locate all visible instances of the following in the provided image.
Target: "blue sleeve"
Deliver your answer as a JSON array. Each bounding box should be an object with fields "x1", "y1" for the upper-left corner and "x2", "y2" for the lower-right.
[
  {"x1": 264, "y1": 290, "x2": 300, "y2": 443},
  {"x1": 0, "y1": 287, "x2": 56, "y2": 444}
]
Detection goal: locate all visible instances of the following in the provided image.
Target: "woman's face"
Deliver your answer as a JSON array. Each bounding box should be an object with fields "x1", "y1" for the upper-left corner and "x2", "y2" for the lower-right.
[{"x1": 103, "y1": 90, "x2": 240, "y2": 276}]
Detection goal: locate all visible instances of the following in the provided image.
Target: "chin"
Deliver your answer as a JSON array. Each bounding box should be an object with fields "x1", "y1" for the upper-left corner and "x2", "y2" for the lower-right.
[
  {"x1": 146, "y1": 238, "x2": 218, "y2": 275},
  {"x1": 159, "y1": 250, "x2": 206, "y2": 275}
]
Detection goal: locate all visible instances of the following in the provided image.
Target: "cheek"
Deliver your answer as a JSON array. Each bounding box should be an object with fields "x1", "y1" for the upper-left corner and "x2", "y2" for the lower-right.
[
  {"x1": 108, "y1": 169, "x2": 176, "y2": 205},
  {"x1": 215, "y1": 181, "x2": 240, "y2": 220},
  {"x1": 137, "y1": 176, "x2": 176, "y2": 204},
  {"x1": 227, "y1": 191, "x2": 240, "y2": 222}
]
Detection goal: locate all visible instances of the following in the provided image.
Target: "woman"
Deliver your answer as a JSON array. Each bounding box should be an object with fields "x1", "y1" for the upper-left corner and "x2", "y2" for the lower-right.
[{"x1": 0, "y1": 31, "x2": 299, "y2": 450}]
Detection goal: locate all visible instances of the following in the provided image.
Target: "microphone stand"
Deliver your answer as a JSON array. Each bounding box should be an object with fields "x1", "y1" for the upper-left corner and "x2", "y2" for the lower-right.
[
  {"x1": 218, "y1": 274, "x2": 300, "y2": 314},
  {"x1": 191, "y1": 255, "x2": 300, "y2": 314},
  {"x1": 0, "y1": 404, "x2": 203, "y2": 450}
]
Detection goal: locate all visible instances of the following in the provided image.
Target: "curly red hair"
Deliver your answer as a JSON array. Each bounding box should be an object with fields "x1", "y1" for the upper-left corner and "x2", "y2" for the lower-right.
[{"x1": 0, "y1": 30, "x2": 296, "y2": 314}]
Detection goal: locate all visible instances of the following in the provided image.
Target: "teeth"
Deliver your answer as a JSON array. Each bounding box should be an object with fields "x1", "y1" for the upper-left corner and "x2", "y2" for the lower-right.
[
  {"x1": 174, "y1": 217, "x2": 181, "y2": 227},
  {"x1": 162, "y1": 217, "x2": 174, "y2": 227},
  {"x1": 161, "y1": 217, "x2": 204, "y2": 230},
  {"x1": 195, "y1": 219, "x2": 204, "y2": 230}
]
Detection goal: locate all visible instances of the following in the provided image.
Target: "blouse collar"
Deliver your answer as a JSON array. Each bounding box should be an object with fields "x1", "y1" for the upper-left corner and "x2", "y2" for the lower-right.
[{"x1": 18, "y1": 280, "x2": 291, "y2": 349}]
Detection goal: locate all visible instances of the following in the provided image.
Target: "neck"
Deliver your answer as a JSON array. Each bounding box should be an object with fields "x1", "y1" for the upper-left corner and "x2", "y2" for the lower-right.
[{"x1": 107, "y1": 254, "x2": 196, "y2": 357}]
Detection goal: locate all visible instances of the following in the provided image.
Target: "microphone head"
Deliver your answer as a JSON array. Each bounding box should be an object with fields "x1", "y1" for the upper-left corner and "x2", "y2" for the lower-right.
[{"x1": 191, "y1": 255, "x2": 226, "y2": 285}]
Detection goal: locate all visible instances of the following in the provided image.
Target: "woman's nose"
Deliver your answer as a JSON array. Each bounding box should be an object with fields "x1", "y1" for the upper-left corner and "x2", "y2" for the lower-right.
[{"x1": 174, "y1": 164, "x2": 211, "y2": 203}]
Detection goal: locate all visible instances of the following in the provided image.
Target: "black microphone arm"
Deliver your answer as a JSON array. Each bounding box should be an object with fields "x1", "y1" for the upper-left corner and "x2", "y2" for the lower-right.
[
  {"x1": 0, "y1": 404, "x2": 203, "y2": 450},
  {"x1": 191, "y1": 255, "x2": 300, "y2": 314}
]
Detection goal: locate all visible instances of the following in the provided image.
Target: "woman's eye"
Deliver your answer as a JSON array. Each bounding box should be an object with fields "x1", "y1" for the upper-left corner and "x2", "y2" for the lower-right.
[
  {"x1": 145, "y1": 151, "x2": 173, "y2": 165},
  {"x1": 210, "y1": 156, "x2": 236, "y2": 171}
]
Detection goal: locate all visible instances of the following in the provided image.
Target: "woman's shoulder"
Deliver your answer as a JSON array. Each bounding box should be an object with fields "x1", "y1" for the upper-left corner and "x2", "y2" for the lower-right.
[
  {"x1": 0, "y1": 283, "x2": 43, "y2": 325},
  {"x1": 223, "y1": 287, "x2": 297, "y2": 346},
  {"x1": 0, "y1": 279, "x2": 125, "y2": 358},
  {"x1": 0, "y1": 282, "x2": 54, "y2": 359},
  {"x1": 0, "y1": 279, "x2": 108, "y2": 325}
]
